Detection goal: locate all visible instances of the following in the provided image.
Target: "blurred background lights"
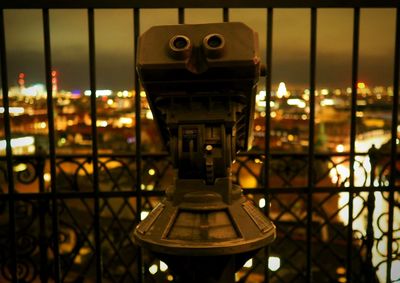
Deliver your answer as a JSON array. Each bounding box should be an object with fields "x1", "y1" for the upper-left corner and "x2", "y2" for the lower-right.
[
  {"x1": 13, "y1": 163, "x2": 27, "y2": 172},
  {"x1": 357, "y1": 82, "x2": 366, "y2": 89},
  {"x1": 0, "y1": 136, "x2": 35, "y2": 150},
  {"x1": 268, "y1": 256, "x2": 281, "y2": 271},
  {"x1": 243, "y1": 258, "x2": 253, "y2": 268},
  {"x1": 146, "y1": 110, "x2": 154, "y2": 120},
  {"x1": 276, "y1": 82, "x2": 287, "y2": 98},
  {"x1": 336, "y1": 144, "x2": 345, "y2": 153},
  {"x1": 160, "y1": 261, "x2": 168, "y2": 272},
  {"x1": 259, "y1": 198, "x2": 266, "y2": 208},
  {"x1": 84, "y1": 89, "x2": 112, "y2": 97},
  {"x1": 149, "y1": 264, "x2": 158, "y2": 275},
  {"x1": 391, "y1": 260, "x2": 400, "y2": 280},
  {"x1": 140, "y1": 211, "x2": 149, "y2": 220},
  {"x1": 44, "y1": 173, "x2": 51, "y2": 182},
  {"x1": 0, "y1": 107, "x2": 24, "y2": 115}
]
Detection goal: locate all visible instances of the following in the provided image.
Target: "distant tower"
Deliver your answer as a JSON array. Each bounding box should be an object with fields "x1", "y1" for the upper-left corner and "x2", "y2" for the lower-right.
[
  {"x1": 315, "y1": 122, "x2": 327, "y2": 150},
  {"x1": 18, "y1": 72, "x2": 25, "y2": 89},
  {"x1": 52, "y1": 70, "x2": 58, "y2": 94}
]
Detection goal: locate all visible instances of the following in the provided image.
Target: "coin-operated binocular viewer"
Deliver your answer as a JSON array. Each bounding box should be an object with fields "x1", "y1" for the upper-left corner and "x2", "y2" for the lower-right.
[{"x1": 134, "y1": 22, "x2": 275, "y2": 283}]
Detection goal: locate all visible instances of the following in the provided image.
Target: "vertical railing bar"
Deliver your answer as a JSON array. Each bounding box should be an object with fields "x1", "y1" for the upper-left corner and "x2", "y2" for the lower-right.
[
  {"x1": 348, "y1": 7, "x2": 360, "y2": 283},
  {"x1": 42, "y1": 8, "x2": 61, "y2": 282},
  {"x1": 38, "y1": 154, "x2": 48, "y2": 282},
  {"x1": 178, "y1": 8, "x2": 184, "y2": 24},
  {"x1": 223, "y1": 7, "x2": 229, "y2": 22},
  {"x1": 264, "y1": 7, "x2": 273, "y2": 283},
  {"x1": 0, "y1": 9, "x2": 17, "y2": 283},
  {"x1": 88, "y1": 8, "x2": 102, "y2": 283},
  {"x1": 366, "y1": 147, "x2": 376, "y2": 280},
  {"x1": 307, "y1": 7, "x2": 317, "y2": 283},
  {"x1": 387, "y1": 7, "x2": 400, "y2": 283},
  {"x1": 133, "y1": 8, "x2": 144, "y2": 283}
]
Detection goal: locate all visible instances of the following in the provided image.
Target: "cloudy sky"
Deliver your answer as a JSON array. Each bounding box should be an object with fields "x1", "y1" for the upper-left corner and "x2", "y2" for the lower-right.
[{"x1": 3, "y1": 8, "x2": 397, "y2": 91}]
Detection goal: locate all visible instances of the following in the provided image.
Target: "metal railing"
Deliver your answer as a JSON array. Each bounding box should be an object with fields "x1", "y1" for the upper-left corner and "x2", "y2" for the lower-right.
[{"x1": 0, "y1": 1, "x2": 399, "y2": 282}]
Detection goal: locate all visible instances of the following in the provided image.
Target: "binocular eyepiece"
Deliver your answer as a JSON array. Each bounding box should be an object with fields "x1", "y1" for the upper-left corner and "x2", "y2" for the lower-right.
[{"x1": 169, "y1": 33, "x2": 226, "y2": 60}]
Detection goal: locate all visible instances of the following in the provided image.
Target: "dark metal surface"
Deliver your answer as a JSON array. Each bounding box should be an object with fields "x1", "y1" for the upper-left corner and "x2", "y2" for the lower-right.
[
  {"x1": 387, "y1": 7, "x2": 400, "y2": 283},
  {"x1": 178, "y1": 8, "x2": 184, "y2": 24},
  {"x1": 264, "y1": 8, "x2": 273, "y2": 283},
  {"x1": 307, "y1": 8, "x2": 317, "y2": 283},
  {"x1": 348, "y1": 8, "x2": 360, "y2": 282},
  {"x1": 133, "y1": 8, "x2": 144, "y2": 283},
  {"x1": 88, "y1": 9, "x2": 103, "y2": 283},
  {"x1": 0, "y1": 9, "x2": 17, "y2": 283},
  {"x1": 42, "y1": 8, "x2": 61, "y2": 282}
]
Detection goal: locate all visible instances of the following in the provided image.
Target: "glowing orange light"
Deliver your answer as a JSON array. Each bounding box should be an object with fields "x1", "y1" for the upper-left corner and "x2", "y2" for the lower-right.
[
  {"x1": 51, "y1": 70, "x2": 57, "y2": 76},
  {"x1": 357, "y1": 82, "x2": 366, "y2": 89},
  {"x1": 18, "y1": 73, "x2": 25, "y2": 87}
]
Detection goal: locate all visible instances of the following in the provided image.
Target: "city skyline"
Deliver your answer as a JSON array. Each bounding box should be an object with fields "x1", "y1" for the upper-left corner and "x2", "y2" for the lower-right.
[{"x1": 2, "y1": 8, "x2": 398, "y2": 91}]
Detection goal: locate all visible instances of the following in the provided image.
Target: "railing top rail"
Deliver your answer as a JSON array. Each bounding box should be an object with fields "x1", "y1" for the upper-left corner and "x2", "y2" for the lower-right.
[
  {"x1": 0, "y1": 0, "x2": 399, "y2": 9},
  {"x1": 0, "y1": 151, "x2": 391, "y2": 160}
]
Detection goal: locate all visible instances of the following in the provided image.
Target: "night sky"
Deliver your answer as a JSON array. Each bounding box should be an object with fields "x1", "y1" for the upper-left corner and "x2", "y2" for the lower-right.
[{"x1": 3, "y1": 8, "x2": 397, "y2": 91}]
